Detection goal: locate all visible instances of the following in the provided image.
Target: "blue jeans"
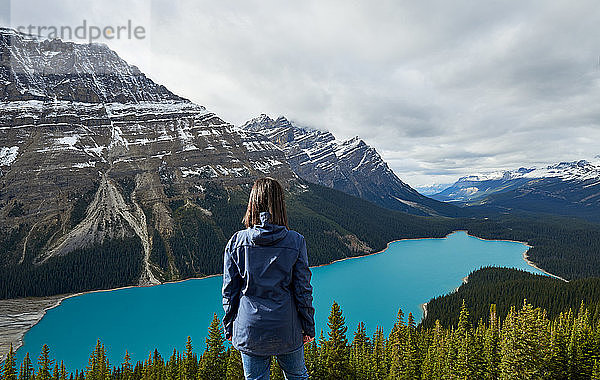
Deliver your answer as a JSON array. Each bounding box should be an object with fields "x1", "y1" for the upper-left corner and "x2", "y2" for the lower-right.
[{"x1": 240, "y1": 344, "x2": 309, "y2": 380}]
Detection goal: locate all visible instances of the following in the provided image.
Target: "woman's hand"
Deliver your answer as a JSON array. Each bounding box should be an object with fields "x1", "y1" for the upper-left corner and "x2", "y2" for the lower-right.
[{"x1": 303, "y1": 335, "x2": 314, "y2": 344}]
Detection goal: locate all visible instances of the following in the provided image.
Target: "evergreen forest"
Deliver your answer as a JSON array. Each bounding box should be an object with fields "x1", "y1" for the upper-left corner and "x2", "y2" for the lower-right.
[{"x1": 3, "y1": 300, "x2": 600, "y2": 380}]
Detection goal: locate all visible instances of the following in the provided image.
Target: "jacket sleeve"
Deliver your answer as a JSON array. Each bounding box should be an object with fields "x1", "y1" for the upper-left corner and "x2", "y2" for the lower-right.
[
  {"x1": 222, "y1": 234, "x2": 242, "y2": 339},
  {"x1": 292, "y1": 236, "x2": 316, "y2": 337}
]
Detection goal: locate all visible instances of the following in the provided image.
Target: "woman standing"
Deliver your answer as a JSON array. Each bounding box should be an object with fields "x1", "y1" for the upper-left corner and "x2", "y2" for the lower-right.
[{"x1": 222, "y1": 177, "x2": 315, "y2": 380}]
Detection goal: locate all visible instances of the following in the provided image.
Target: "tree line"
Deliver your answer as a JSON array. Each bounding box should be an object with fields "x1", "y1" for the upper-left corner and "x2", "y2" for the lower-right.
[
  {"x1": 3, "y1": 300, "x2": 600, "y2": 379},
  {"x1": 0, "y1": 238, "x2": 143, "y2": 299},
  {"x1": 423, "y1": 267, "x2": 600, "y2": 328}
]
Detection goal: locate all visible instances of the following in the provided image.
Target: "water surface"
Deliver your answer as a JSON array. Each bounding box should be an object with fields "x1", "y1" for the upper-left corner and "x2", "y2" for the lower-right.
[{"x1": 16, "y1": 231, "x2": 545, "y2": 369}]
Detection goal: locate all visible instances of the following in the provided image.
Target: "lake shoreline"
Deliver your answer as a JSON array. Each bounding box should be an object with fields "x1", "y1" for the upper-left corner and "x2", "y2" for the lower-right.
[
  {"x1": 0, "y1": 295, "x2": 65, "y2": 361},
  {"x1": 522, "y1": 251, "x2": 569, "y2": 282},
  {"x1": 0, "y1": 272, "x2": 225, "y2": 360},
  {"x1": 2, "y1": 229, "x2": 561, "y2": 359}
]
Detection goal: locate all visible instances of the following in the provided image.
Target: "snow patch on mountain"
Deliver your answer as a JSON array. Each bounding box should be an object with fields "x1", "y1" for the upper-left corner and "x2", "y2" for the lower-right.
[
  {"x1": 459, "y1": 160, "x2": 600, "y2": 184},
  {"x1": 0, "y1": 146, "x2": 19, "y2": 166},
  {"x1": 0, "y1": 28, "x2": 185, "y2": 103},
  {"x1": 432, "y1": 157, "x2": 600, "y2": 203}
]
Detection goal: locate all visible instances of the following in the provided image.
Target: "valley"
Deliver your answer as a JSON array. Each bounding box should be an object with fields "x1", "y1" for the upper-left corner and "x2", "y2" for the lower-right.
[
  {"x1": 1, "y1": 26, "x2": 600, "y2": 377},
  {"x1": 13, "y1": 231, "x2": 545, "y2": 369}
]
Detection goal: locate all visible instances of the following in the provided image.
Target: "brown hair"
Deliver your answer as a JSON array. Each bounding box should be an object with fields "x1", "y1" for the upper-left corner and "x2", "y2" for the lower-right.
[{"x1": 243, "y1": 177, "x2": 288, "y2": 228}]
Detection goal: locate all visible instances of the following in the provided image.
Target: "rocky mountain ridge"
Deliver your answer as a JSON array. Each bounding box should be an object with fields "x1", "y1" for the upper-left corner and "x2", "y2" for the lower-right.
[
  {"x1": 0, "y1": 27, "x2": 183, "y2": 103},
  {"x1": 242, "y1": 114, "x2": 462, "y2": 216}
]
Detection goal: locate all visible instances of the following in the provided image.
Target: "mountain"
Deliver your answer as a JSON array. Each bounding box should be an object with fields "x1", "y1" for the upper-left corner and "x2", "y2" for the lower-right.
[
  {"x1": 415, "y1": 183, "x2": 454, "y2": 196},
  {"x1": 431, "y1": 168, "x2": 536, "y2": 203},
  {"x1": 0, "y1": 28, "x2": 300, "y2": 293},
  {"x1": 0, "y1": 28, "x2": 461, "y2": 300},
  {"x1": 241, "y1": 114, "x2": 462, "y2": 217},
  {"x1": 432, "y1": 158, "x2": 600, "y2": 221},
  {"x1": 0, "y1": 28, "x2": 183, "y2": 103}
]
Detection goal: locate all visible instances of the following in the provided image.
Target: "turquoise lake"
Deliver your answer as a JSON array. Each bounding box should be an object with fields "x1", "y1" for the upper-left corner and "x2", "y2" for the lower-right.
[{"x1": 16, "y1": 230, "x2": 546, "y2": 369}]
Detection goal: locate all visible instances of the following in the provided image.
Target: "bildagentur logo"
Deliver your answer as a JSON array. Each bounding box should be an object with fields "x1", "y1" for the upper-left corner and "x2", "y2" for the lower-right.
[{"x1": 15, "y1": 19, "x2": 146, "y2": 43}]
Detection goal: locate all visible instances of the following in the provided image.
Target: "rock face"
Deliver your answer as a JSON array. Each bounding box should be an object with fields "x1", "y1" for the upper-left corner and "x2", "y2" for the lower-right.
[
  {"x1": 242, "y1": 114, "x2": 461, "y2": 216},
  {"x1": 432, "y1": 158, "x2": 600, "y2": 221},
  {"x1": 0, "y1": 27, "x2": 183, "y2": 103},
  {"x1": 0, "y1": 29, "x2": 295, "y2": 290}
]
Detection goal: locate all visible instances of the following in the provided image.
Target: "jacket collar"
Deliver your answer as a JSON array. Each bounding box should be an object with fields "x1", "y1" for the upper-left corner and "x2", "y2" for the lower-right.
[{"x1": 250, "y1": 211, "x2": 288, "y2": 245}]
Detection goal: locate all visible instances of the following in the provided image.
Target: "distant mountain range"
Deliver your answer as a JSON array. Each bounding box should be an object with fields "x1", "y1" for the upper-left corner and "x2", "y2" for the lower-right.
[
  {"x1": 431, "y1": 158, "x2": 600, "y2": 221},
  {"x1": 415, "y1": 183, "x2": 454, "y2": 196},
  {"x1": 242, "y1": 114, "x2": 462, "y2": 217}
]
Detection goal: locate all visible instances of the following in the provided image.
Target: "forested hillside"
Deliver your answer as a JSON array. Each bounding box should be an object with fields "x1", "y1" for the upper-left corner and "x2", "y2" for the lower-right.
[{"x1": 423, "y1": 267, "x2": 600, "y2": 328}]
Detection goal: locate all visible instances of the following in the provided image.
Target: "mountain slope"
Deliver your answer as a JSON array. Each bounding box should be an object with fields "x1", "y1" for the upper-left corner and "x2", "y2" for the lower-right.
[{"x1": 242, "y1": 114, "x2": 462, "y2": 217}]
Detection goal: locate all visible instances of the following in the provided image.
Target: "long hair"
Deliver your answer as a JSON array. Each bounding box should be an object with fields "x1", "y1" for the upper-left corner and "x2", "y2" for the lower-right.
[{"x1": 243, "y1": 177, "x2": 288, "y2": 228}]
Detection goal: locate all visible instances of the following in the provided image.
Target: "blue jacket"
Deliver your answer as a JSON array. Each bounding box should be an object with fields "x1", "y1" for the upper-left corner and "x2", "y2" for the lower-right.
[{"x1": 222, "y1": 211, "x2": 315, "y2": 356}]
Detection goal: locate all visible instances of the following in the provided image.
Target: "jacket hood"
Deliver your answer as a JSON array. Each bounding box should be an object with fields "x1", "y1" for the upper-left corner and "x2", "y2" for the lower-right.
[{"x1": 250, "y1": 211, "x2": 288, "y2": 246}]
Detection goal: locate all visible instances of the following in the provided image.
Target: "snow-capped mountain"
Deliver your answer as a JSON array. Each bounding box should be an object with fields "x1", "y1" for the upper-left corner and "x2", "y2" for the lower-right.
[
  {"x1": 0, "y1": 27, "x2": 182, "y2": 103},
  {"x1": 415, "y1": 183, "x2": 454, "y2": 196},
  {"x1": 242, "y1": 114, "x2": 461, "y2": 216},
  {"x1": 0, "y1": 28, "x2": 295, "y2": 287},
  {"x1": 432, "y1": 158, "x2": 600, "y2": 221}
]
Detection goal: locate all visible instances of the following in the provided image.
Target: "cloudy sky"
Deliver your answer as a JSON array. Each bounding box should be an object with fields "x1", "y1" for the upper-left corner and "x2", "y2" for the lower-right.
[{"x1": 4, "y1": 0, "x2": 600, "y2": 187}]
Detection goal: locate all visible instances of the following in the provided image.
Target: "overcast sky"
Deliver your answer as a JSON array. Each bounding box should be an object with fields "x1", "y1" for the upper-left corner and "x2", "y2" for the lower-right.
[{"x1": 4, "y1": 0, "x2": 600, "y2": 187}]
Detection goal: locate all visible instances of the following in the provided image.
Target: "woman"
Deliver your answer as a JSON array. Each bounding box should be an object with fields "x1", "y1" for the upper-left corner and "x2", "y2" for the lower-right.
[{"x1": 222, "y1": 177, "x2": 316, "y2": 380}]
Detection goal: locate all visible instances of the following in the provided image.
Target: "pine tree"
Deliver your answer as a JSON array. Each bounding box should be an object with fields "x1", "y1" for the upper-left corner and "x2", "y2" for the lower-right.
[
  {"x1": 568, "y1": 302, "x2": 596, "y2": 378},
  {"x1": 37, "y1": 344, "x2": 54, "y2": 380},
  {"x1": 121, "y1": 351, "x2": 133, "y2": 380},
  {"x1": 405, "y1": 312, "x2": 420, "y2": 378},
  {"x1": 304, "y1": 339, "x2": 321, "y2": 379},
  {"x1": 20, "y1": 353, "x2": 34, "y2": 380},
  {"x1": 165, "y1": 349, "x2": 178, "y2": 380},
  {"x1": 421, "y1": 320, "x2": 446, "y2": 379},
  {"x1": 269, "y1": 360, "x2": 284, "y2": 380},
  {"x1": 371, "y1": 326, "x2": 387, "y2": 379},
  {"x1": 225, "y1": 348, "x2": 243, "y2": 380},
  {"x1": 500, "y1": 301, "x2": 549, "y2": 379},
  {"x1": 548, "y1": 309, "x2": 571, "y2": 377},
  {"x1": 387, "y1": 308, "x2": 407, "y2": 379},
  {"x1": 592, "y1": 359, "x2": 600, "y2": 380},
  {"x1": 59, "y1": 362, "x2": 67, "y2": 380},
  {"x1": 312, "y1": 331, "x2": 329, "y2": 380},
  {"x1": 350, "y1": 322, "x2": 371, "y2": 379},
  {"x1": 182, "y1": 336, "x2": 197, "y2": 380},
  {"x1": 51, "y1": 364, "x2": 59, "y2": 380},
  {"x1": 85, "y1": 340, "x2": 110, "y2": 380},
  {"x1": 198, "y1": 314, "x2": 227, "y2": 380},
  {"x1": 324, "y1": 301, "x2": 351, "y2": 379},
  {"x1": 451, "y1": 300, "x2": 478, "y2": 379},
  {"x1": 151, "y1": 349, "x2": 165, "y2": 380},
  {"x1": 2, "y1": 344, "x2": 17, "y2": 380},
  {"x1": 483, "y1": 304, "x2": 500, "y2": 379}
]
